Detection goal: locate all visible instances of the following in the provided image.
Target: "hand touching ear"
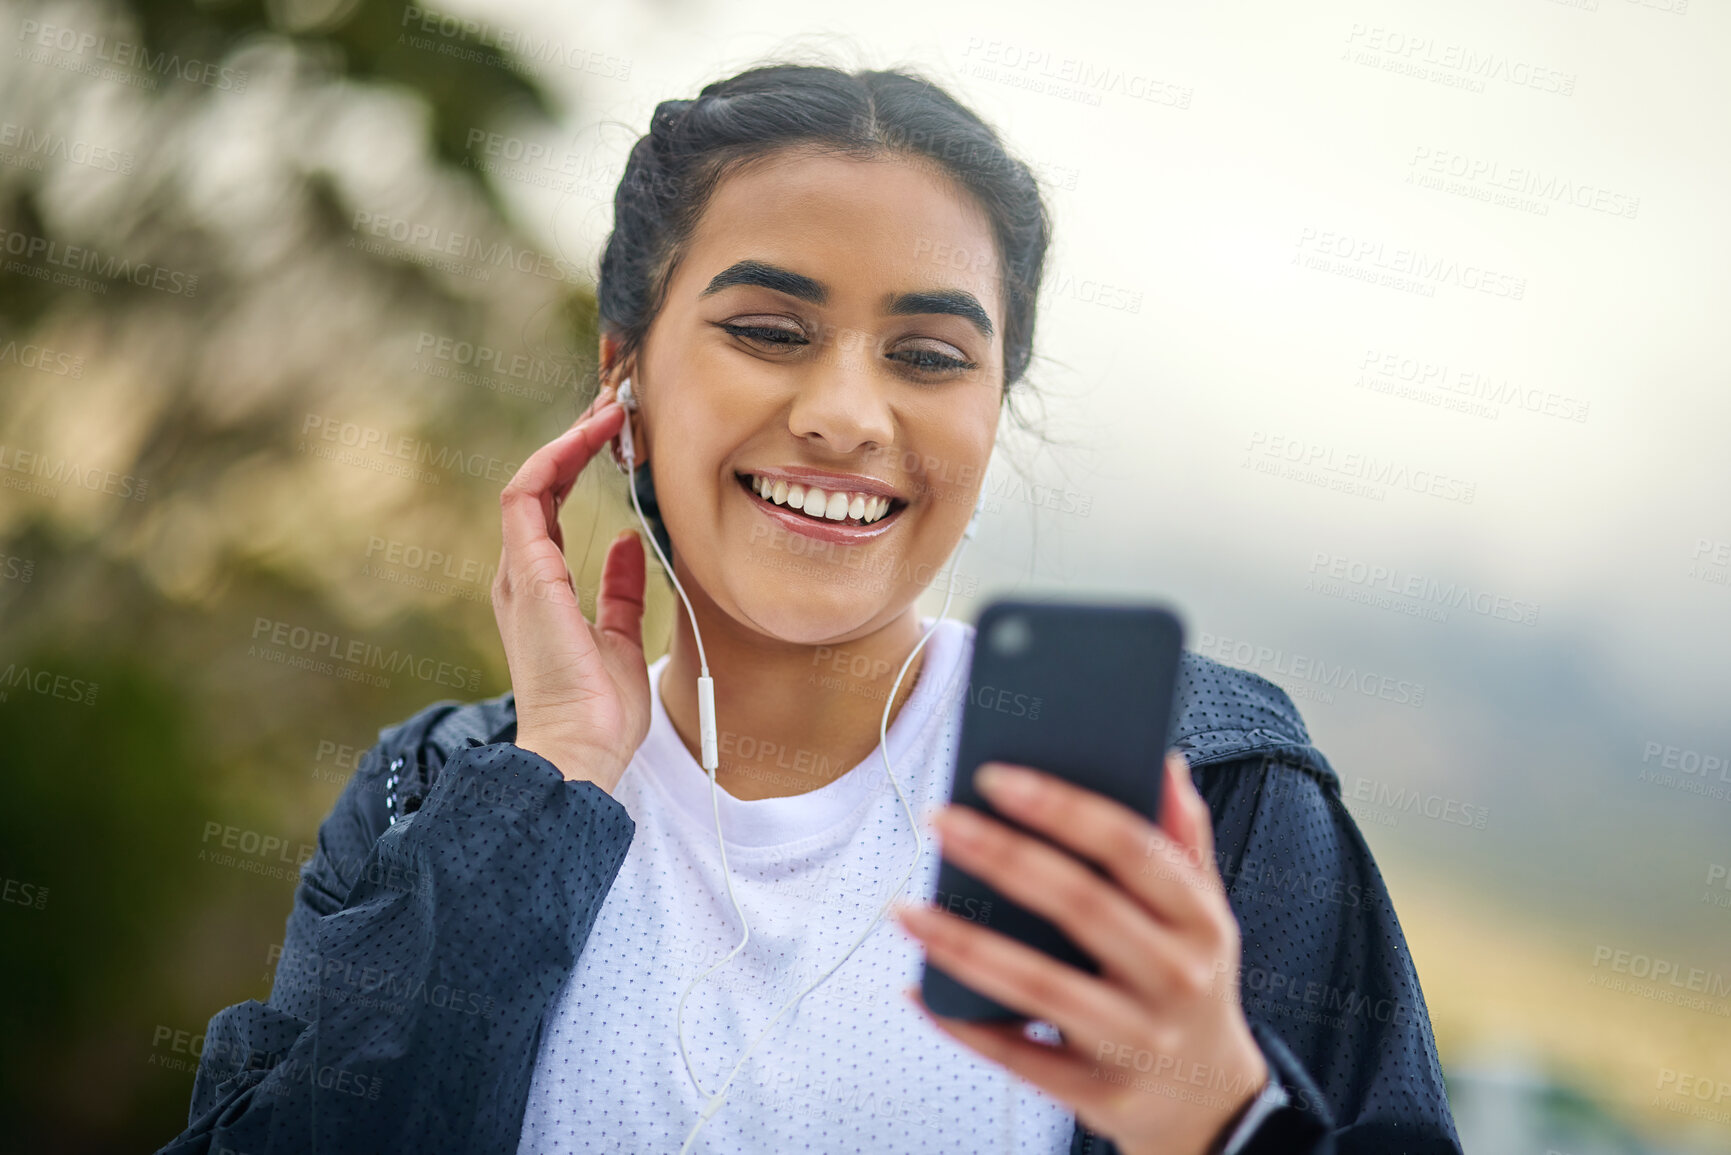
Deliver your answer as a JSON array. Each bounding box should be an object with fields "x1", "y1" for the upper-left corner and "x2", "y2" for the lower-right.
[{"x1": 494, "y1": 384, "x2": 652, "y2": 793}]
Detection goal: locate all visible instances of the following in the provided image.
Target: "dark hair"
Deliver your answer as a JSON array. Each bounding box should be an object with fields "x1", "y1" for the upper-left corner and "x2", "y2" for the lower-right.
[
  {"x1": 595, "y1": 63, "x2": 1053, "y2": 563},
  {"x1": 600, "y1": 63, "x2": 1051, "y2": 385}
]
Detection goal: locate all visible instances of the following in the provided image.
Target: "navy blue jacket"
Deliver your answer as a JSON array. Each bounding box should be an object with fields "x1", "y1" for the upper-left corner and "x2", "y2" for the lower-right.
[{"x1": 158, "y1": 653, "x2": 1463, "y2": 1154}]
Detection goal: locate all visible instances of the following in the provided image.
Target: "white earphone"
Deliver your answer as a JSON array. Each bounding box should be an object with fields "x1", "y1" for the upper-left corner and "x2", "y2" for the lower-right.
[
  {"x1": 614, "y1": 376, "x2": 718, "y2": 769},
  {"x1": 610, "y1": 376, "x2": 983, "y2": 1154}
]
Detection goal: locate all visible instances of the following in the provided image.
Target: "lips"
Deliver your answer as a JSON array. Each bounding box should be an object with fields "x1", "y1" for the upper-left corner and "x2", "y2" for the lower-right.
[{"x1": 738, "y1": 472, "x2": 903, "y2": 528}]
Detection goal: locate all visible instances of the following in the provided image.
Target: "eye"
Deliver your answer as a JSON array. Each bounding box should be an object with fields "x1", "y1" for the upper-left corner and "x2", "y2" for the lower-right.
[
  {"x1": 718, "y1": 321, "x2": 808, "y2": 350},
  {"x1": 889, "y1": 342, "x2": 977, "y2": 375}
]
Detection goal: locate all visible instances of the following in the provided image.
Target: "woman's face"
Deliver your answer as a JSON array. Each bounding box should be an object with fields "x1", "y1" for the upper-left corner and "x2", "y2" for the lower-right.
[{"x1": 625, "y1": 149, "x2": 1006, "y2": 647}]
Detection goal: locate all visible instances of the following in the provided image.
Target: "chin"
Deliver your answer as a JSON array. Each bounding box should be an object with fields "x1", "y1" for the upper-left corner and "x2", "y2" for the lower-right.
[{"x1": 727, "y1": 573, "x2": 903, "y2": 647}]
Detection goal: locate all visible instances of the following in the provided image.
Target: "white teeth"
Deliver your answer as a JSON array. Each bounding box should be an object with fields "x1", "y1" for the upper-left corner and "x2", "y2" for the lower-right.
[{"x1": 745, "y1": 475, "x2": 895, "y2": 525}]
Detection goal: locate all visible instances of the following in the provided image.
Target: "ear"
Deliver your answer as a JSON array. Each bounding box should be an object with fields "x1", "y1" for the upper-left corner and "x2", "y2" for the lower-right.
[
  {"x1": 598, "y1": 329, "x2": 625, "y2": 381},
  {"x1": 613, "y1": 402, "x2": 649, "y2": 469},
  {"x1": 607, "y1": 399, "x2": 649, "y2": 470}
]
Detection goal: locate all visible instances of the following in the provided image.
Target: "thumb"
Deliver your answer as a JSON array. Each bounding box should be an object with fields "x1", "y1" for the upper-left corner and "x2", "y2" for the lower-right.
[
  {"x1": 1159, "y1": 750, "x2": 1214, "y2": 869},
  {"x1": 595, "y1": 528, "x2": 647, "y2": 649}
]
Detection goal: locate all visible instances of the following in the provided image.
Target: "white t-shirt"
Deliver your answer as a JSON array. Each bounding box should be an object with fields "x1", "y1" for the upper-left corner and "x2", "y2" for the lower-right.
[{"x1": 515, "y1": 617, "x2": 1076, "y2": 1154}]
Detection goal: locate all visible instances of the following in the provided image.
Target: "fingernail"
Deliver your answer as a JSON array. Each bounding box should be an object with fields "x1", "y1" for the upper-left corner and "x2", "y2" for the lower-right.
[{"x1": 975, "y1": 762, "x2": 1038, "y2": 805}]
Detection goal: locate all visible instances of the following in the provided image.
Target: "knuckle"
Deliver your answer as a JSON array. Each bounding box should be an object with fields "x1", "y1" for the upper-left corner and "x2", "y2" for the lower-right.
[
  {"x1": 1108, "y1": 824, "x2": 1147, "y2": 869},
  {"x1": 1056, "y1": 873, "x2": 1113, "y2": 929},
  {"x1": 1043, "y1": 787, "x2": 1083, "y2": 827},
  {"x1": 974, "y1": 823, "x2": 1021, "y2": 872},
  {"x1": 1191, "y1": 911, "x2": 1231, "y2": 958},
  {"x1": 1148, "y1": 1022, "x2": 1182, "y2": 1055},
  {"x1": 1016, "y1": 966, "x2": 1066, "y2": 1010},
  {"x1": 1173, "y1": 958, "x2": 1214, "y2": 999},
  {"x1": 936, "y1": 916, "x2": 978, "y2": 959}
]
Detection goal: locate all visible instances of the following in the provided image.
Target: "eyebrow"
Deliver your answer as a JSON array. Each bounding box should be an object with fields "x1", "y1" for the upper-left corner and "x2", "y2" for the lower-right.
[
  {"x1": 700, "y1": 259, "x2": 995, "y2": 339},
  {"x1": 701, "y1": 260, "x2": 826, "y2": 304},
  {"x1": 885, "y1": 289, "x2": 994, "y2": 339}
]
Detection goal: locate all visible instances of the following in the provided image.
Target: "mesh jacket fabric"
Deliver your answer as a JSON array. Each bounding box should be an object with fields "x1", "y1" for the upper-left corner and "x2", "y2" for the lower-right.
[{"x1": 161, "y1": 651, "x2": 1461, "y2": 1155}]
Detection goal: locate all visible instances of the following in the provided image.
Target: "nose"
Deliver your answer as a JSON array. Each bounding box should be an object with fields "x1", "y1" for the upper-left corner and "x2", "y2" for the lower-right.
[{"x1": 785, "y1": 327, "x2": 895, "y2": 454}]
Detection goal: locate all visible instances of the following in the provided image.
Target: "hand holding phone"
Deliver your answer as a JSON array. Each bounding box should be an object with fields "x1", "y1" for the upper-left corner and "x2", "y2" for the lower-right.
[{"x1": 899, "y1": 598, "x2": 1271, "y2": 1154}]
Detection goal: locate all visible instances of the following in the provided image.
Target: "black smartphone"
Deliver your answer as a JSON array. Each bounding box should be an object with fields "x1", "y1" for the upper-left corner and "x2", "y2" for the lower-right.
[{"x1": 919, "y1": 597, "x2": 1186, "y2": 1021}]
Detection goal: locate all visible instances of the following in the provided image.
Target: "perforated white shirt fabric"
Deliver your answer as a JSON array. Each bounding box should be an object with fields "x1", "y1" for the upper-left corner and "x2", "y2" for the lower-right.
[{"x1": 515, "y1": 617, "x2": 1078, "y2": 1154}]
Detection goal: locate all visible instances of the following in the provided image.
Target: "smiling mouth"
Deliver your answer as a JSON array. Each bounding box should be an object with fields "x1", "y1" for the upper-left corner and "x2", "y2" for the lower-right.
[{"x1": 736, "y1": 473, "x2": 905, "y2": 528}]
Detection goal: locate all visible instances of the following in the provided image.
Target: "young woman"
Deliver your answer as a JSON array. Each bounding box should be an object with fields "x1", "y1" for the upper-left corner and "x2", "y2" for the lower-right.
[{"x1": 161, "y1": 65, "x2": 1461, "y2": 1155}]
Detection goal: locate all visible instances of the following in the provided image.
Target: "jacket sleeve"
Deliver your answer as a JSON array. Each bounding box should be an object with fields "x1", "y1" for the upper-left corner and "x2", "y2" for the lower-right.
[
  {"x1": 155, "y1": 710, "x2": 635, "y2": 1155},
  {"x1": 1196, "y1": 751, "x2": 1463, "y2": 1155}
]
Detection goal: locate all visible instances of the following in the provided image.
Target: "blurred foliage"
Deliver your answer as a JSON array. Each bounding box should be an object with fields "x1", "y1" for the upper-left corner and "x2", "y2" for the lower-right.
[{"x1": 0, "y1": 0, "x2": 625, "y2": 1147}]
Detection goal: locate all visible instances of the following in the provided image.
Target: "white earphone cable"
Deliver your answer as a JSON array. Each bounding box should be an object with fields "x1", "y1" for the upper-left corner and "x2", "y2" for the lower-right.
[
  {"x1": 616, "y1": 388, "x2": 757, "y2": 1110},
  {"x1": 613, "y1": 377, "x2": 983, "y2": 1155},
  {"x1": 673, "y1": 526, "x2": 977, "y2": 1155}
]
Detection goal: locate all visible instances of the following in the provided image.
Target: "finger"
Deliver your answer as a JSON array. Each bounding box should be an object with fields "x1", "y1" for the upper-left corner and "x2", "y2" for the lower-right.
[
  {"x1": 595, "y1": 529, "x2": 646, "y2": 649},
  {"x1": 1160, "y1": 751, "x2": 1214, "y2": 866},
  {"x1": 571, "y1": 380, "x2": 620, "y2": 431},
  {"x1": 548, "y1": 388, "x2": 620, "y2": 515},
  {"x1": 928, "y1": 806, "x2": 1196, "y2": 1002},
  {"x1": 500, "y1": 403, "x2": 625, "y2": 562},
  {"x1": 895, "y1": 904, "x2": 1152, "y2": 1054},
  {"x1": 496, "y1": 405, "x2": 626, "y2": 647},
  {"x1": 972, "y1": 762, "x2": 1220, "y2": 935}
]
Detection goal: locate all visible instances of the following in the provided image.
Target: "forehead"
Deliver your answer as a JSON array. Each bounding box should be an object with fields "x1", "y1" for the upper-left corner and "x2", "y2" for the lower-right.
[{"x1": 678, "y1": 149, "x2": 1003, "y2": 315}]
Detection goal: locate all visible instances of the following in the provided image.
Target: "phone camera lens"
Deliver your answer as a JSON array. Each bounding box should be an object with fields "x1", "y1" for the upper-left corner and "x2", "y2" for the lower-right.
[{"x1": 988, "y1": 614, "x2": 1031, "y2": 657}]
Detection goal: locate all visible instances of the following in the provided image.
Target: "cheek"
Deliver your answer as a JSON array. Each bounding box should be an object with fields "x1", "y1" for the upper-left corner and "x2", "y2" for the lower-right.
[
  {"x1": 652, "y1": 377, "x2": 717, "y2": 457},
  {"x1": 650, "y1": 403, "x2": 755, "y2": 536},
  {"x1": 641, "y1": 425, "x2": 705, "y2": 523},
  {"x1": 927, "y1": 408, "x2": 997, "y2": 503}
]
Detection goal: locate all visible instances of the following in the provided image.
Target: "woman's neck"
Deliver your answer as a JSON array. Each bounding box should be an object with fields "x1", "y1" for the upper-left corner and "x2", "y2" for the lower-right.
[{"x1": 656, "y1": 581, "x2": 931, "y2": 801}]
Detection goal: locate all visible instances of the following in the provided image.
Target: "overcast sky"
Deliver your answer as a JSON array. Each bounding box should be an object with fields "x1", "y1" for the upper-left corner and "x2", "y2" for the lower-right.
[{"x1": 435, "y1": 0, "x2": 1731, "y2": 968}]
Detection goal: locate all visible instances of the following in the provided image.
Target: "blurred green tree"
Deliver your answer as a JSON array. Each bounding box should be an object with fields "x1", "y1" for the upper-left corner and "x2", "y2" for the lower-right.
[{"x1": 0, "y1": 0, "x2": 629, "y2": 1147}]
